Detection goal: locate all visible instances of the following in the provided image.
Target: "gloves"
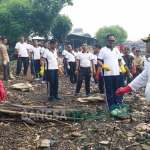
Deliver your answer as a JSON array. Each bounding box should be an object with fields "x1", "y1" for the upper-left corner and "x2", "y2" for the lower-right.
[
  {"x1": 0, "y1": 80, "x2": 6, "y2": 101},
  {"x1": 116, "y1": 85, "x2": 132, "y2": 96},
  {"x1": 95, "y1": 72, "x2": 100, "y2": 81},
  {"x1": 133, "y1": 67, "x2": 136, "y2": 74},
  {"x1": 18, "y1": 53, "x2": 21, "y2": 57},
  {"x1": 120, "y1": 65, "x2": 126, "y2": 74},
  {"x1": 3, "y1": 61, "x2": 7, "y2": 65},
  {"x1": 58, "y1": 65, "x2": 63, "y2": 75},
  {"x1": 39, "y1": 66, "x2": 44, "y2": 76},
  {"x1": 129, "y1": 73, "x2": 133, "y2": 79},
  {"x1": 67, "y1": 65, "x2": 70, "y2": 69},
  {"x1": 102, "y1": 64, "x2": 111, "y2": 71}
]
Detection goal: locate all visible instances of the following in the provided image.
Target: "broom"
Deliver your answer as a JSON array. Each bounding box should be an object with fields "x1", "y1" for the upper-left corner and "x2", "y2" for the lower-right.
[{"x1": 25, "y1": 65, "x2": 32, "y2": 82}]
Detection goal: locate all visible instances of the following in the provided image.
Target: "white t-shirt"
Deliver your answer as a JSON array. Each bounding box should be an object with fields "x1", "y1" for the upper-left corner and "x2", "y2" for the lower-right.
[
  {"x1": 93, "y1": 54, "x2": 98, "y2": 65},
  {"x1": 42, "y1": 50, "x2": 58, "y2": 70},
  {"x1": 130, "y1": 52, "x2": 135, "y2": 57},
  {"x1": 76, "y1": 52, "x2": 94, "y2": 67},
  {"x1": 30, "y1": 46, "x2": 41, "y2": 60},
  {"x1": 98, "y1": 46, "x2": 121, "y2": 76},
  {"x1": 62, "y1": 50, "x2": 67, "y2": 57},
  {"x1": 66, "y1": 51, "x2": 77, "y2": 62},
  {"x1": 28, "y1": 44, "x2": 33, "y2": 52},
  {"x1": 143, "y1": 55, "x2": 150, "y2": 69},
  {"x1": 40, "y1": 47, "x2": 49, "y2": 55},
  {"x1": 15, "y1": 42, "x2": 29, "y2": 57}
]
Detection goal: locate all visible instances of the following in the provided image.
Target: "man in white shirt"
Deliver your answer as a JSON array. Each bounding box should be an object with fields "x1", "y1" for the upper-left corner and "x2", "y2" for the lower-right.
[
  {"x1": 97, "y1": 34, "x2": 126, "y2": 110},
  {"x1": 143, "y1": 53, "x2": 150, "y2": 69},
  {"x1": 130, "y1": 47, "x2": 136, "y2": 57},
  {"x1": 40, "y1": 41, "x2": 49, "y2": 83},
  {"x1": 15, "y1": 37, "x2": 29, "y2": 76},
  {"x1": 62, "y1": 45, "x2": 69, "y2": 77},
  {"x1": 66, "y1": 45, "x2": 77, "y2": 84},
  {"x1": 30, "y1": 40, "x2": 41, "y2": 80},
  {"x1": 40, "y1": 39, "x2": 61, "y2": 101},
  {"x1": 75, "y1": 43, "x2": 96, "y2": 96},
  {"x1": 74, "y1": 46, "x2": 79, "y2": 56}
]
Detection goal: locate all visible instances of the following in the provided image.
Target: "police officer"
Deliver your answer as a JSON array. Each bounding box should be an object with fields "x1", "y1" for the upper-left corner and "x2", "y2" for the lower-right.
[
  {"x1": 75, "y1": 43, "x2": 96, "y2": 96},
  {"x1": 40, "y1": 39, "x2": 61, "y2": 101}
]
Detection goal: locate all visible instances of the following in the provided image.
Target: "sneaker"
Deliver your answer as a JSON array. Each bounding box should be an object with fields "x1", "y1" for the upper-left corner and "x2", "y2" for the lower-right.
[
  {"x1": 48, "y1": 97, "x2": 56, "y2": 101},
  {"x1": 54, "y1": 96, "x2": 61, "y2": 100},
  {"x1": 41, "y1": 81, "x2": 46, "y2": 84},
  {"x1": 74, "y1": 92, "x2": 79, "y2": 96},
  {"x1": 35, "y1": 78, "x2": 40, "y2": 81}
]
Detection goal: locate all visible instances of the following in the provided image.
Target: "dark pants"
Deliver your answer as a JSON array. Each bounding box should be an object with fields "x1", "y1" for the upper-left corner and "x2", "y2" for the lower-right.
[
  {"x1": 30, "y1": 59, "x2": 34, "y2": 75},
  {"x1": 3, "y1": 63, "x2": 10, "y2": 81},
  {"x1": 16, "y1": 57, "x2": 29, "y2": 75},
  {"x1": 69, "y1": 62, "x2": 77, "y2": 83},
  {"x1": 99, "y1": 73, "x2": 104, "y2": 94},
  {"x1": 103, "y1": 75, "x2": 119, "y2": 110},
  {"x1": 63, "y1": 58, "x2": 70, "y2": 76},
  {"x1": 75, "y1": 67, "x2": 91, "y2": 95},
  {"x1": 33, "y1": 59, "x2": 40, "y2": 78},
  {"x1": 46, "y1": 69, "x2": 58, "y2": 98},
  {"x1": 116, "y1": 73, "x2": 125, "y2": 104},
  {"x1": 93, "y1": 64, "x2": 98, "y2": 84},
  {"x1": 134, "y1": 67, "x2": 143, "y2": 79}
]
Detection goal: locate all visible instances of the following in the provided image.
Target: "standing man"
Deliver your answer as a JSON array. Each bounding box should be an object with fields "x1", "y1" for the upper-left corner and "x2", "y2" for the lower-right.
[
  {"x1": 130, "y1": 47, "x2": 136, "y2": 57},
  {"x1": 0, "y1": 36, "x2": 10, "y2": 81},
  {"x1": 30, "y1": 40, "x2": 41, "y2": 80},
  {"x1": 134, "y1": 49, "x2": 143, "y2": 77},
  {"x1": 40, "y1": 39, "x2": 61, "y2": 101},
  {"x1": 62, "y1": 45, "x2": 69, "y2": 77},
  {"x1": 74, "y1": 46, "x2": 79, "y2": 55},
  {"x1": 15, "y1": 37, "x2": 29, "y2": 76},
  {"x1": 66, "y1": 45, "x2": 77, "y2": 84},
  {"x1": 97, "y1": 34, "x2": 126, "y2": 110},
  {"x1": 75, "y1": 43, "x2": 96, "y2": 96},
  {"x1": 143, "y1": 53, "x2": 150, "y2": 69},
  {"x1": 40, "y1": 41, "x2": 49, "y2": 83}
]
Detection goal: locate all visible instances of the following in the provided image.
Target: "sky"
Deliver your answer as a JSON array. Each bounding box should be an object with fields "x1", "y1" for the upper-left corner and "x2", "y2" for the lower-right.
[{"x1": 60, "y1": 0, "x2": 150, "y2": 41}]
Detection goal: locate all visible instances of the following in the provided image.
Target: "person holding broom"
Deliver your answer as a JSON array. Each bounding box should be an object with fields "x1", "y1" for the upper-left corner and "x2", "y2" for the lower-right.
[{"x1": 40, "y1": 39, "x2": 61, "y2": 101}]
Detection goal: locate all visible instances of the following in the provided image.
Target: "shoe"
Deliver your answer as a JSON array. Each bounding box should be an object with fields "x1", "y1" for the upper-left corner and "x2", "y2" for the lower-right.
[
  {"x1": 86, "y1": 93, "x2": 91, "y2": 97},
  {"x1": 48, "y1": 97, "x2": 56, "y2": 101},
  {"x1": 74, "y1": 92, "x2": 79, "y2": 96},
  {"x1": 35, "y1": 78, "x2": 40, "y2": 81},
  {"x1": 54, "y1": 96, "x2": 61, "y2": 100},
  {"x1": 41, "y1": 81, "x2": 46, "y2": 84}
]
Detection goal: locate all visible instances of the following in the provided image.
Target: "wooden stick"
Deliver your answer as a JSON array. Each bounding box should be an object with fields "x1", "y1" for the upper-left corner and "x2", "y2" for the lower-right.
[
  {"x1": 0, "y1": 109, "x2": 81, "y2": 121},
  {"x1": 23, "y1": 122, "x2": 34, "y2": 132}
]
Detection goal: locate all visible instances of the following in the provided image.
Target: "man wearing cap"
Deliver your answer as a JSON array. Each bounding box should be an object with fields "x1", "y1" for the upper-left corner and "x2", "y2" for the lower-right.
[{"x1": 116, "y1": 34, "x2": 150, "y2": 105}]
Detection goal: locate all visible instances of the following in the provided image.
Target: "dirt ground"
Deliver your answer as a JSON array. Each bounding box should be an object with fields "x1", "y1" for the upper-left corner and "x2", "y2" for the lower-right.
[{"x1": 0, "y1": 60, "x2": 150, "y2": 150}]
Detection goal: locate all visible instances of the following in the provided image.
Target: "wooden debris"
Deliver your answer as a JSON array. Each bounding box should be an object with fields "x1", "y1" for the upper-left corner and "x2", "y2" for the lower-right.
[
  {"x1": 71, "y1": 132, "x2": 82, "y2": 137},
  {"x1": 99, "y1": 141, "x2": 109, "y2": 145},
  {"x1": 37, "y1": 139, "x2": 50, "y2": 148},
  {"x1": 10, "y1": 83, "x2": 34, "y2": 91}
]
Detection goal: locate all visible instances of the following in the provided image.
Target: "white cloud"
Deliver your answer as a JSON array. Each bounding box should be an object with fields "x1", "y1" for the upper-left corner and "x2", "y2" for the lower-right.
[{"x1": 60, "y1": 0, "x2": 150, "y2": 41}]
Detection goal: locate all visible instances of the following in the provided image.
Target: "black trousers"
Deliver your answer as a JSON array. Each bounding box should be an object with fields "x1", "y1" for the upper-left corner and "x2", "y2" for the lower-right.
[
  {"x1": 46, "y1": 69, "x2": 58, "y2": 98},
  {"x1": 69, "y1": 62, "x2": 77, "y2": 83},
  {"x1": 103, "y1": 75, "x2": 119, "y2": 110},
  {"x1": 75, "y1": 67, "x2": 91, "y2": 95},
  {"x1": 93, "y1": 64, "x2": 98, "y2": 84},
  {"x1": 33, "y1": 59, "x2": 40, "y2": 78},
  {"x1": 99, "y1": 73, "x2": 104, "y2": 94},
  {"x1": 16, "y1": 57, "x2": 29, "y2": 75},
  {"x1": 3, "y1": 63, "x2": 10, "y2": 81}
]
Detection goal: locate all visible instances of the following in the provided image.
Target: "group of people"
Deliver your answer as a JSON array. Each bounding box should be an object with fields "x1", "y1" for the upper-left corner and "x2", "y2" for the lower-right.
[{"x1": 0, "y1": 34, "x2": 150, "y2": 112}]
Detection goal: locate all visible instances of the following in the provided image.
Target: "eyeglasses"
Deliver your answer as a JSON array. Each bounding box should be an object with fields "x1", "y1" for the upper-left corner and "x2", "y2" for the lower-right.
[{"x1": 108, "y1": 40, "x2": 115, "y2": 42}]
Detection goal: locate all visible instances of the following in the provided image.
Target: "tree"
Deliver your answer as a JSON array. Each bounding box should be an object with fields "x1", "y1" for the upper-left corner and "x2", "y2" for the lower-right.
[
  {"x1": 51, "y1": 14, "x2": 73, "y2": 43},
  {"x1": 0, "y1": 0, "x2": 32, "y2": 44},
  {"x1": 84, "y1": 33, "x2": 91, "y2": 38},
  {"x1": 30, "y1": 0, "x2": 73, "y2": 39},
  {"x1": 0, "y1": 0, "x2": 73, "y2": 44},
  {"x1": 95, "y1": 25, "x2": 128, "y2": 46}
]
